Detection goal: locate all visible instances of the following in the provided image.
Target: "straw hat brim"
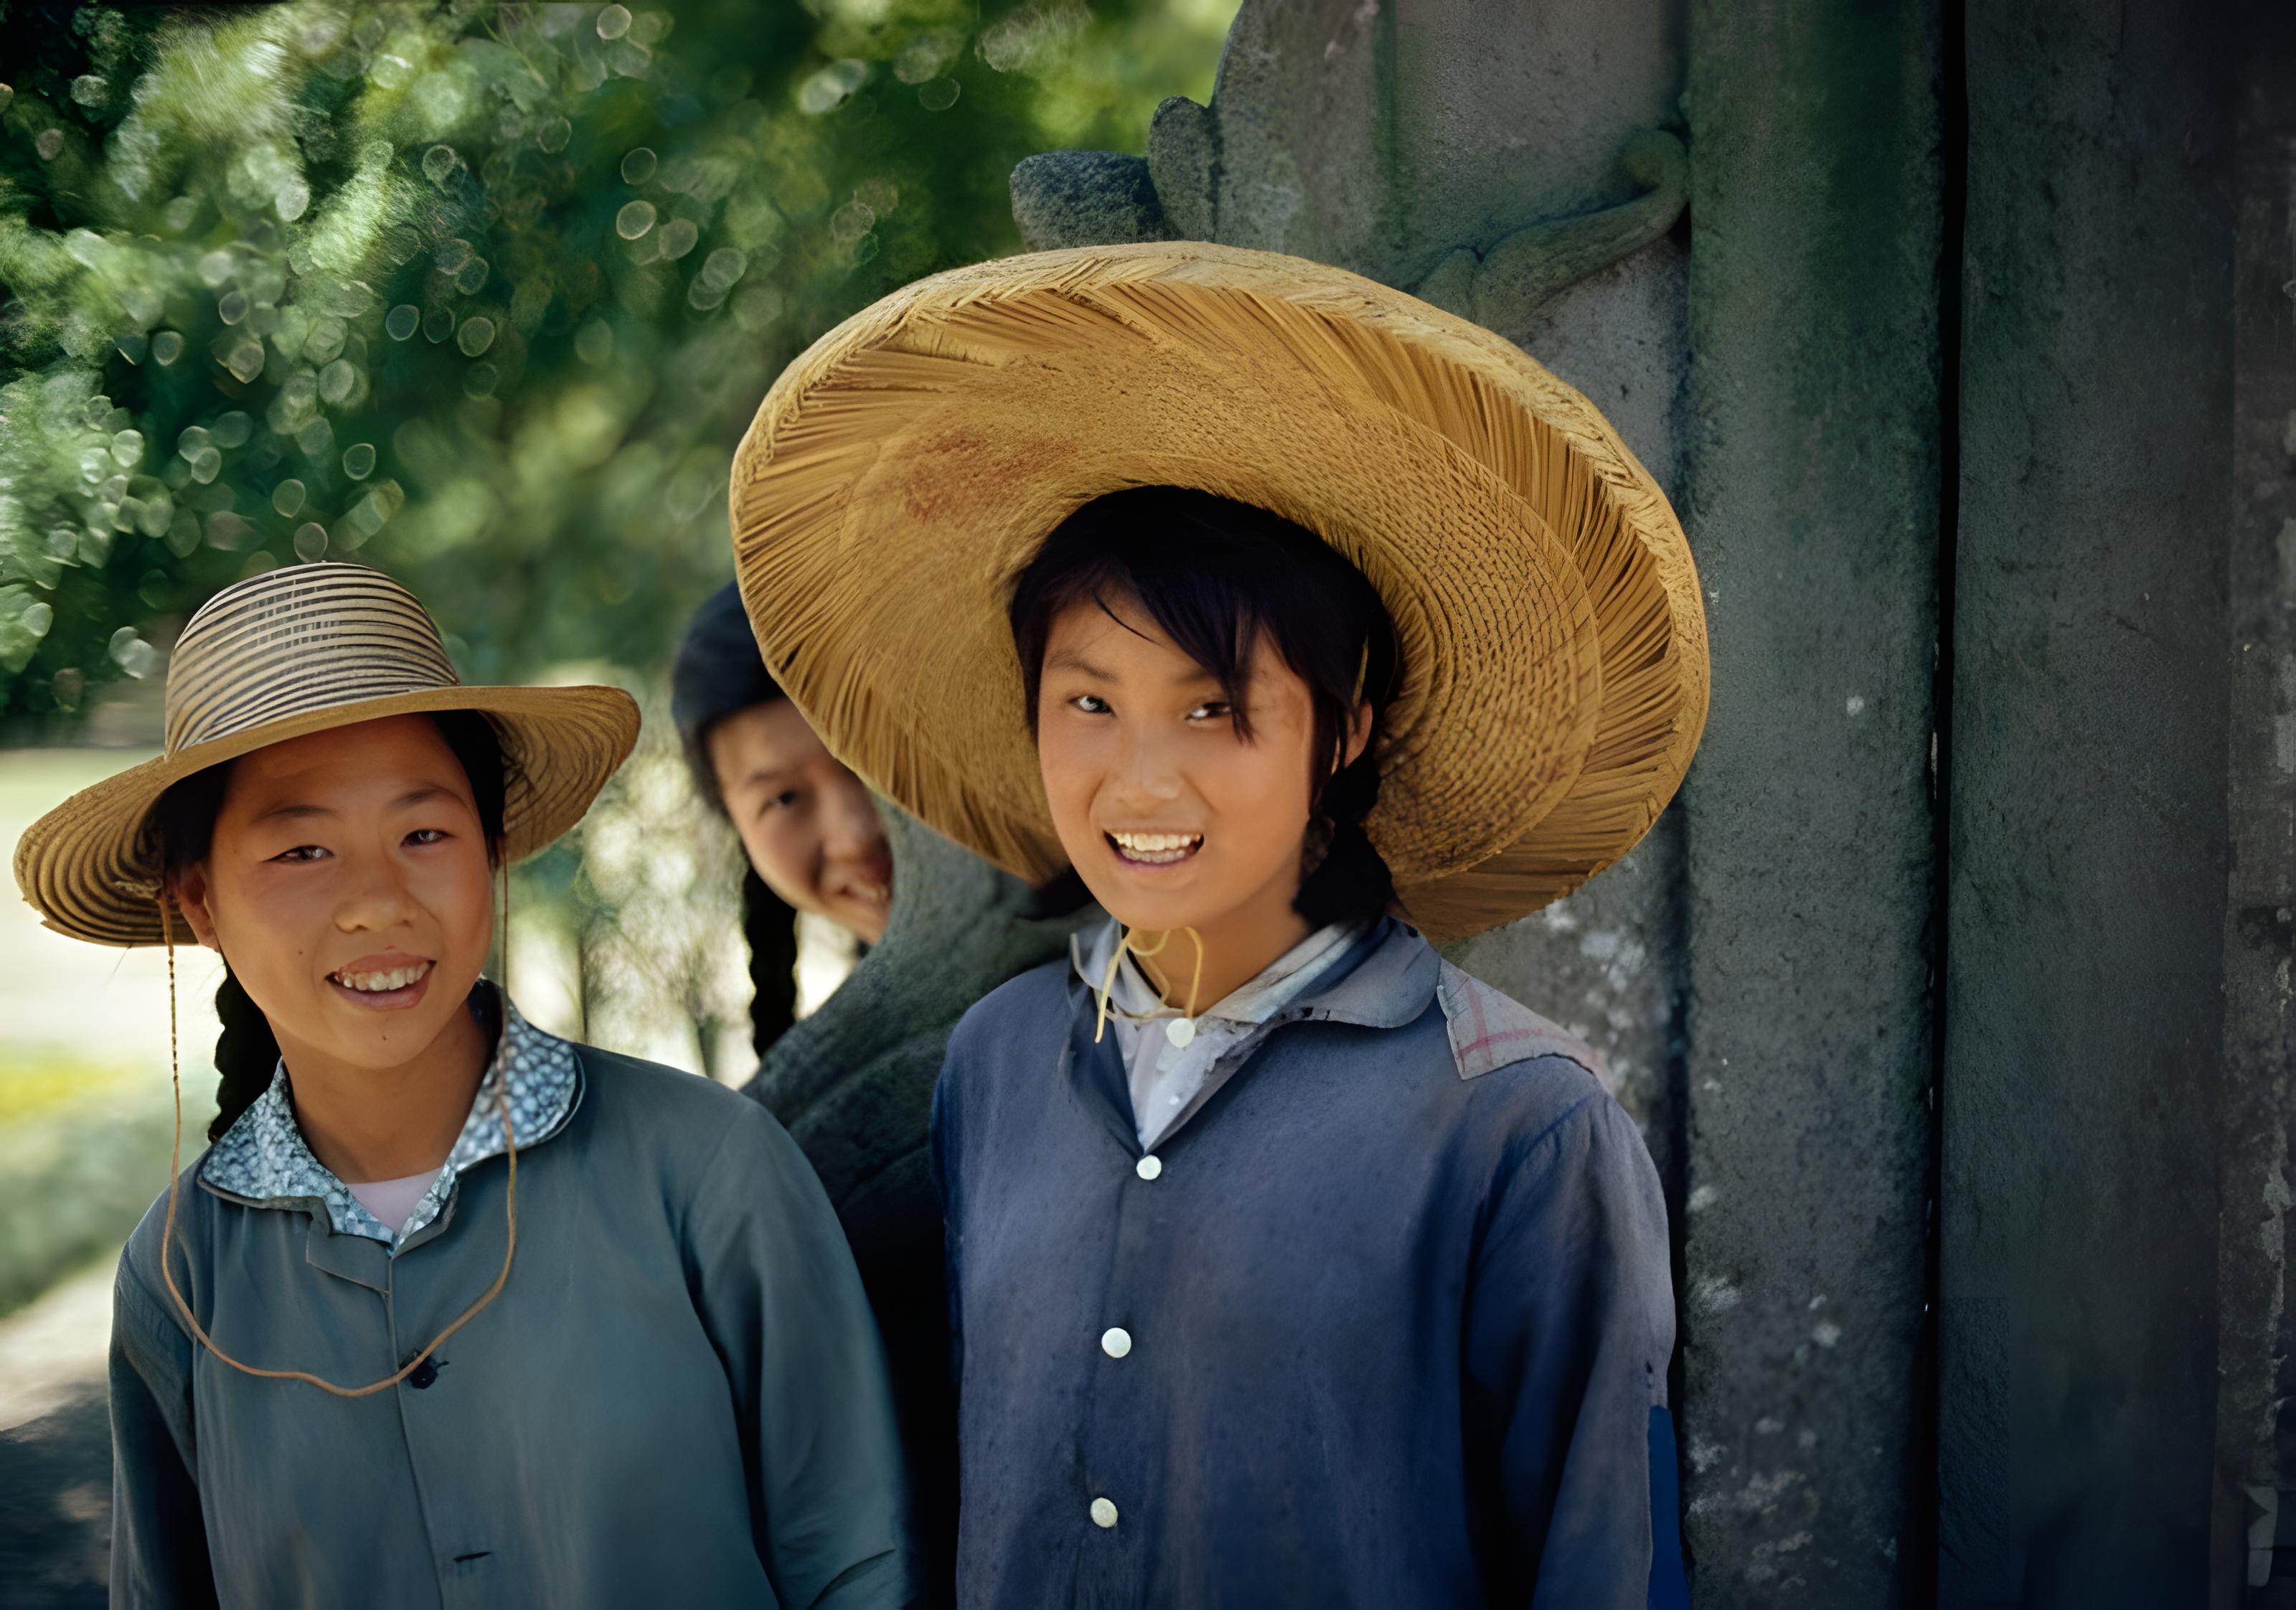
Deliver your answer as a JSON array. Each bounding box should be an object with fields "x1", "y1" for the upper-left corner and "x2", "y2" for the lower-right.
[
  {"x1": 731, "y1": 242, "x2": 1708, "y2": 943},
  {"x1": 13, "y1": 684, "x2": 639, "y2": 948}
]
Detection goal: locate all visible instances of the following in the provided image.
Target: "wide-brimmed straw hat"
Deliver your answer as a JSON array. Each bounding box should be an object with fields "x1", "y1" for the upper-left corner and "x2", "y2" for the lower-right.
[
  {"x1": 730, "y1": 242, "x2": 1708, "y2": 942},
  {"x1": 14, "y1": 562, "x2": 639, "y2": 947}
]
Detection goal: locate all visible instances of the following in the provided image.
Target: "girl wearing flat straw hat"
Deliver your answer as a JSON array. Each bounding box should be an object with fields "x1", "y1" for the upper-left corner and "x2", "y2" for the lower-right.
[
  {"x1": 730, "y1": 243, "x2": 1706, "y2": 1607},
  {"x1": 13, "y1": 563, "x2": 913, "y2": 1609}
]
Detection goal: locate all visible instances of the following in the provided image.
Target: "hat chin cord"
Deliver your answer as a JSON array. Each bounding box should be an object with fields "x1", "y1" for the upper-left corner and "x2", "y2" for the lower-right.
[
  {"x1": 154, "y1": 885, "x2": 519, "y2": 1399},
  {"x1": 1093, "y1": 923, "x2": 1206, "y2": 1045}
]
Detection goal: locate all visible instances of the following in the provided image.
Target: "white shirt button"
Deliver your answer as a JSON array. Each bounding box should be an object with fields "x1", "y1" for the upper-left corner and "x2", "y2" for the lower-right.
[
  {"x1": 1165, "y1": 1017, "x2": 1195, "y2": 1048},
  {"x1": 1090, "y1": 1497, "x2": 1119, "y2": 1529},
  {"x1": 1101, "y1": 1327, "x2": 1133, "y2": 1359},
  {"x1": 1135, "y1": 1154, "x2": 1162, "y2": 1181}
]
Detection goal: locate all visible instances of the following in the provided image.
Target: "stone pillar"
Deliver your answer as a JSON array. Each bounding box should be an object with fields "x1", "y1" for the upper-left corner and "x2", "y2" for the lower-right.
[
  {"x1": 2216, "y1": 11, "x2": 2296, "y2": 1604},
  {"x1": 1940, "y1": 1, "x2": 2236, "y2": 1604},
  {"x1": 1678, "y1": 4, "x2": 1944, "y2": 1604}
]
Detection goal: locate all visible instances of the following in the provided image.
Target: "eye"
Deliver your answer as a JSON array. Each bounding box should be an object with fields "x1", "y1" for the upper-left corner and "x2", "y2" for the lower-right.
[
  {"x1": 1185, "y1": 700, "x2": 1233, "y2": 723},
  {"x1": 1070, "y1": 694, "x2": 1111, "y2": 715},
  {"x1": 270, "y1": 844, "x2": 329, "y2": 864},
  {"x1": 405, "y1": 828, "x2": 450, "y2": 847},
  {"x1": 761, "y1": 788, "x2": 802, "y2": 815}
]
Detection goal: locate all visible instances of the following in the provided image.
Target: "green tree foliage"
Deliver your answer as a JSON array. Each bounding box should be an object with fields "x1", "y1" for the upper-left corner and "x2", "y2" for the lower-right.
[{"x1": 0, "y1": 0, "x2": 1227, "y2": 727}]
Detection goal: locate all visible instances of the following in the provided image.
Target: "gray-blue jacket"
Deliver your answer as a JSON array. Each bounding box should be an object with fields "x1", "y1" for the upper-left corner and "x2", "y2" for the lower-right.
[
  {"x1": 110, "y1": 1012, "x2": 913, "y2": 1609},
  {"x1": 931, "y1": 918, "x2": 1688, "y2": 1608}
]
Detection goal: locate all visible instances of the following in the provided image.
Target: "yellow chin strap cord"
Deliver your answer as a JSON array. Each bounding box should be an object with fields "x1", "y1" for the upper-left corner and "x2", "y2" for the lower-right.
[
  {"x1": 156, "y1": 888, "x2": 519, "y2": 1399},
  {"x1": 1093, "y1": 924, "x2": 1206, "y2": 1044}
]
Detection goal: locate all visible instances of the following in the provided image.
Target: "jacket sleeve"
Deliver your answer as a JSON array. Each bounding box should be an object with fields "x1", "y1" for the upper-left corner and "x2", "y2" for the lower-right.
[
  {"x1": 685, "y1": 1104, "x2": 918, "y2": 1610},
  {"x1": 108, "y1": 1251, "x2": 217, "y2": 1609},
  {"x1": 1463, "y1": 1080, "x2": 1681, "y2": 1610}
]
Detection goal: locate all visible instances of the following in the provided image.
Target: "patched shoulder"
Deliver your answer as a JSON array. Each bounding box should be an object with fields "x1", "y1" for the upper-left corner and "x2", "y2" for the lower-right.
[{"x1": 1434, "y1": 961, "x2": 1606, "y2": 1081}]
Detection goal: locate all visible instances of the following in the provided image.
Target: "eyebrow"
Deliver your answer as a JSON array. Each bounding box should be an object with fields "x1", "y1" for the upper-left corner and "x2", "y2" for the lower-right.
[
  {"x1": 1043, "y1": 649, "x2": 1225, "y2": 688},
  {"x1": 1042, "y1": 649, "x2": 1116, "y2": 679},
  {"x1": 250, "y1": 801, "x2": 334, "y2": 826}
]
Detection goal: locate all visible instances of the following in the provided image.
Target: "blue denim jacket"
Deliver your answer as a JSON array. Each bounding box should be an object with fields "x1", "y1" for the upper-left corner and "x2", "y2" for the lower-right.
[{"x1": 932, "y1": 918, "x2": 1688, "y2": 1609}]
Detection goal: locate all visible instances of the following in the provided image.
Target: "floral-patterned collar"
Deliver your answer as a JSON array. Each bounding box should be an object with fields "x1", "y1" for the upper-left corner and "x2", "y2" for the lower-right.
[{"x1": 199, "y1": 983, "x2": 581, "y2": 1251}]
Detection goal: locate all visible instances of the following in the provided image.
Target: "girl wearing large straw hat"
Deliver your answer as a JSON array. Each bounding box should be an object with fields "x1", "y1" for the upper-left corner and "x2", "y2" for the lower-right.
[
  {"x1": 730, "y1": 242, "x2": 1705, "y2": 1607},
  {"x1": 14, "y1": 563, "x2": 913, "y2": 1609}
]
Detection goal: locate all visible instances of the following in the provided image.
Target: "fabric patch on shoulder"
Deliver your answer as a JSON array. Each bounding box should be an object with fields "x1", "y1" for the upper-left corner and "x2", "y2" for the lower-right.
[{"x1": 1435, "y1": 961, "x2": 1606, "y2": 1081}]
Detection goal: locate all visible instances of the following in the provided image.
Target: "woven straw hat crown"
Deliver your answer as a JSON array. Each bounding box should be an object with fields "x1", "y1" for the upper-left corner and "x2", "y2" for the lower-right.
[
  {"x1": 164, "y1": 561, "x2": 461, "y2": 750},
  {"x1": 731, "y1": 242, "x2": 1708, "y2": 942},
  {"x1": 14, "y1": 562, "x2": 639, "y2": 946}
]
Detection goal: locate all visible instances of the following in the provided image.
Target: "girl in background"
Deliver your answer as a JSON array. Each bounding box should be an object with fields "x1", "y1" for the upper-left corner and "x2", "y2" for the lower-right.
[{"x1": 670, "y1": 580, "x2": 893, "y2": 1059}]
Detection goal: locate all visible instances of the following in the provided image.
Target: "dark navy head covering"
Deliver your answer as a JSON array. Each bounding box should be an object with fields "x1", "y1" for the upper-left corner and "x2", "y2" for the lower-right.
[{"x1": 672, "y1": 581, "x2": 784, "y2": 810}]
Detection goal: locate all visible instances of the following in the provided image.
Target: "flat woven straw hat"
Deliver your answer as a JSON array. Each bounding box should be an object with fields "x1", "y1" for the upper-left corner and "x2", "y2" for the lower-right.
[
  {"x1": 14, "y1": 562, "x2": 639, "y2": 947},
  {"x1": 730, "y1": 242, "x2": 1708, "y2": 943}
]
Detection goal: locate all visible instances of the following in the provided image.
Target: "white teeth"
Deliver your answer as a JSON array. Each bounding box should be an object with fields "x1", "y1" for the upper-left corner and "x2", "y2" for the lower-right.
[
  {"x1": 1109, "y1": 831, "x2": 1203, "y2": 865},
  {"x1": 333, "y1": 961, "x2": 431, "y2": 993}
]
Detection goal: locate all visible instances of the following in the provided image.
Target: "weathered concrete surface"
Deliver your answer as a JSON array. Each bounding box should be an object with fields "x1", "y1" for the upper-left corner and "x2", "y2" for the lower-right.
[
  {"x1": 1447, "y1": 811, "x2": 1687, "y2": 1192},
  {"x1": 2217, "y1": 14, "x2": 2296, "y2": 1604},
  {"x1": 1940, "y1": 1, "x2": 2236, "y2": 1604},
  {"x1": 1678, "y1": 1, "x2": 1942, "y2": 1603},
  {"x1": 1141, "y1": 0, "x2": 1684, "y2": 292}
]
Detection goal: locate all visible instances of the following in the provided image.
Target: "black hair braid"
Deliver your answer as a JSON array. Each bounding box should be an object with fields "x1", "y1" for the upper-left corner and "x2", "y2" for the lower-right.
[
  {"x1": 1297, "y1": 744, "x2": 1396, "y2": 928},
  {"x1": 209, "y1": 967, "x2": 283, "y2": 1141},
  {"x1": 740, "y1": 867, "x2": 801, "y2": 1060}
]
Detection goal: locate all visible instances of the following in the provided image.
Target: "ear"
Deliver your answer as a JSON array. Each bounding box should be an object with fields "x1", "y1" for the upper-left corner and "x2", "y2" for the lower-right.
[
  {"x1": 1342, "y1": 699, "x2": 1374, "y2": 768},
  {"x1": 169, "y1": 864, "x2": 224, "y2": 953}
]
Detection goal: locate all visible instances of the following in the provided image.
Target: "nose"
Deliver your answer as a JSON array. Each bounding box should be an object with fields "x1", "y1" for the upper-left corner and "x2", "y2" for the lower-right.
[
  {"x1": 818, "y1": 773, "x2": 887, "y2": 865},
  {"x1": 1109, "y1": 721, "x2": 1185, "y2": 806},
  {"x1": 334, "y1": 852, "x2": 421, "y2": 934}
]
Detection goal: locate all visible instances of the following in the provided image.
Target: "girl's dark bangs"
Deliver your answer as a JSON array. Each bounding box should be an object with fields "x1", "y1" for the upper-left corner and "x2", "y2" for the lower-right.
[{"x1": 1092, "y1": 561, "x2": 1261, "y2": 733}]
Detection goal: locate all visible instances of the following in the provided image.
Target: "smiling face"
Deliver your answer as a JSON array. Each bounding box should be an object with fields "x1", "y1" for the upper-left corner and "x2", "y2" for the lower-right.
[
  {"x1": 1036, "y1": 593, "x2": 1332, "y2": 954},
  {"x1": 707, "y1": 698, "x2": 893, "y2": 943},
  {"x1": 169, "y1": 715, "x2": 497, "y2": 1076}
]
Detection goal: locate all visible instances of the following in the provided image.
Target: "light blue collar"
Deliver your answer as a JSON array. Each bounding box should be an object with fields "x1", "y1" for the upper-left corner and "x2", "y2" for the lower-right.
[
  {"x1": 1070, "y1": 918, "x2": 1367, "y2": 1028},
  {"x1": 199, "y1": 984, "x2": 580, "y2": 1250}
]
